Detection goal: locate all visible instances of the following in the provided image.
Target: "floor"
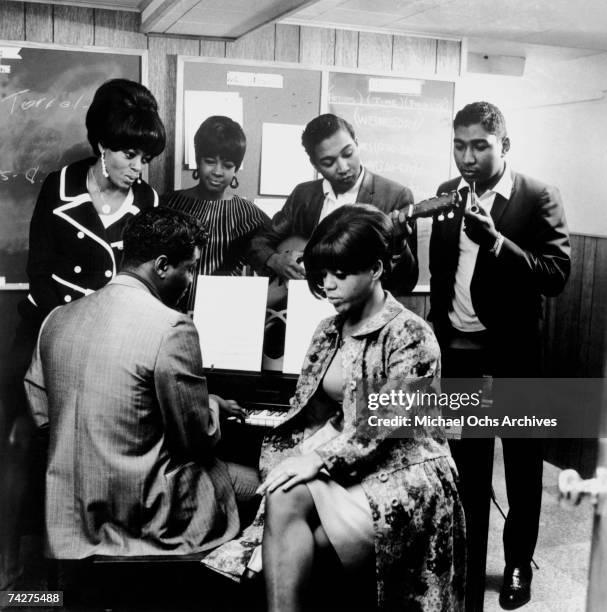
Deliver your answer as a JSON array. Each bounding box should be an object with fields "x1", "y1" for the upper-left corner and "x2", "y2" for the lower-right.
[
  {"x1": 4, "y1": 439, "x2": 595, "y2": 611},
  {"x1": 484, "y1": 439, "x2": 593, "y2": 612}
]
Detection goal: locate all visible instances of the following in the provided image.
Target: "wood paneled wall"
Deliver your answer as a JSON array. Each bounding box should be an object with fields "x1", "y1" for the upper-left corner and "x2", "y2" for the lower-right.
[
  {"x1": 543, "y1": 234, "x2": 607, "y2": 378},
  {"x1": 0, "y1": 1, "x2": 605, "y2": 472}
]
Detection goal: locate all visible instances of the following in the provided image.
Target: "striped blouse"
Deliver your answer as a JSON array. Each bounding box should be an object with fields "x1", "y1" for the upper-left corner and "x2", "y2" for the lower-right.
[{"x1": 161, "y1": 191, "x2": 270, "y2": 312}]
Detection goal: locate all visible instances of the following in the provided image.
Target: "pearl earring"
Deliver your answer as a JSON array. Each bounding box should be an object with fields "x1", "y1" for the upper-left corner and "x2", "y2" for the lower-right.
[
  {"x1": 137, "y1": 174, "x2": 142, "y2": 184},
  {"x1": 101, "y1": 150, "x2": 109, "y2": 178}
]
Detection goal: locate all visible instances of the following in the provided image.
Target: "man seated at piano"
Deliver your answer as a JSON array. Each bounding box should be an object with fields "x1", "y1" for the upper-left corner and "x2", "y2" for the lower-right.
[
  {"x1": 24, "y1": 207, "x2": 260, "y2": 559},
  {"x1": 250, "y1": 113, "x2": 419, "y2": 297},
  {"x1": 203, "y1": 205, "x2": 465, "y2": 611}
]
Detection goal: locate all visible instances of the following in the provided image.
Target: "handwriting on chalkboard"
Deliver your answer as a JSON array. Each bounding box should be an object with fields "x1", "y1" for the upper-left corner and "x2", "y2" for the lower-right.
[
  {"x1": 1, "y1": 89, "x2": 89, "y2": 114},
  {"x1": 364, "y1": 158, "x2": 422, "y2": 181},
  {"x1": 360, "y1": 140, "x2": 416, "y2": 157},
  {"x1": 0, "y1": 166, "x2": 41, "y2": 184},
  {"x1": 329, "y1": 90, "x2": 451, "y2": 113},
  {"x1": 351, "y1": 107, "x2": 425, "y2": 131}
]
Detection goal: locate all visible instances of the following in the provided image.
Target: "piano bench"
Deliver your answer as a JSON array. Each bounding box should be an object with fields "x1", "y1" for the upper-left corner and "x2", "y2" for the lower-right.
[{"x1": 48, "y1": 554, "x2": 265, "y2": 611}]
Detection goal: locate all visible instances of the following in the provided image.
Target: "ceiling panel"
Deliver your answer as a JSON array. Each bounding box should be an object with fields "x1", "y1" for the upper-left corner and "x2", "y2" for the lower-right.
[
  {"x1": 284, "y1": 0, "x2": 607, "y2": 50},
  {"x1": 345, "y1": 0, "x2": 454, "y2": 17},
  {"x1": 32, "y1": 0, "x2": 607, "y2": 50},
  {"x1": 37, "y1": 0, "x2": 314, "y2": 38},
  {"x1": 25, "y1": 0, "x2": 143, "y2": 10},
  {"x1": 143, "y1": 0, "x2": 314, "y2": 37},
  {"x1": 177, "y1": 5, "x2": 250, "y2": 24},
  {"x1": 311, "y1": 8, "x2": 406, "y2": 28}
]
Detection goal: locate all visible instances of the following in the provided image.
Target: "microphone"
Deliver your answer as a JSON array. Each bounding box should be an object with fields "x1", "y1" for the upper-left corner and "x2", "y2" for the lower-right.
[{"x1": 469, "y1": 181, "x2": 480, "y2": 213}]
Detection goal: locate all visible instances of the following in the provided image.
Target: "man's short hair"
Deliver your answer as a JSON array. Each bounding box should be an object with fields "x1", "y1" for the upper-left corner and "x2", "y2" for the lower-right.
[
  {"x1": 301, "y1": 114, "x2": 356, "y2": 160},
  {"x1": 453, "y1": 101, "x2": 508, "y2": 140},
  {"x1": 122, "y1": 207, "x2": 207, "y2": 267}
]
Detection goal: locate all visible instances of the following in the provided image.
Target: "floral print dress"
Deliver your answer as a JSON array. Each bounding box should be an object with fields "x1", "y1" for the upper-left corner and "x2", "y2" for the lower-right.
[{"x1": 203, "y1": 293, "x2": 466, "y2": 611}]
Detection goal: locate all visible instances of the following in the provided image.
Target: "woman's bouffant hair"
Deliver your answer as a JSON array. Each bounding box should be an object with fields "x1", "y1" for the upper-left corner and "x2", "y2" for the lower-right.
[
  {"x1": 86, "y1": 79, "x2": 166, "y2": 159},
  {"x1": 193, "y1": 115, "x2": 247, "y2": 170},
  {"x1": 303, "y1": 204, "x2": 393, "y2": 299}
]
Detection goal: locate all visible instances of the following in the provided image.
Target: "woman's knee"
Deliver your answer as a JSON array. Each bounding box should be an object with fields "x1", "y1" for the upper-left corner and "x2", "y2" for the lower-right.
[{"x1": 265, "y1": 484, "x2": 314, "y2": 529}]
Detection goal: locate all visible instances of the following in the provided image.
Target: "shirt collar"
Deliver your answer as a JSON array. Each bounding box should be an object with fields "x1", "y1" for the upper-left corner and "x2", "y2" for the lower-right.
[
  {"x1": 322, "y1": 166, "x2": 365, "y2": 202},
  {"x1": 457, "y1": 163, "x2": 513, "y2": 200}
]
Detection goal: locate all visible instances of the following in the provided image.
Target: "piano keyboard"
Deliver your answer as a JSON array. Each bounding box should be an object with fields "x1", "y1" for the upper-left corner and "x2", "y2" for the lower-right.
[
  {"x1": 245, "y1": 409, "x2": 289, "y2": 428},
  {"x1": 203, "y1": 368, "x2": 297, "y2": 429}
]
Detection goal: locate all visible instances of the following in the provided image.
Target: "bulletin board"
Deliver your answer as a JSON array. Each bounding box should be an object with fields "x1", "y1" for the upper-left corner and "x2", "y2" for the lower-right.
[
  {"x1": 175, "y1": 57, "x2": 323, "y2": 203},
  {"x1": 0, "y1": 41, "x2": 146, "y2": 288}
]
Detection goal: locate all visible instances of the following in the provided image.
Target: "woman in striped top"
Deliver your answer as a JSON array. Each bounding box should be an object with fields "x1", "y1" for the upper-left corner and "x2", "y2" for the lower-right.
[{"x1": 161, "y1": 115, "x2": 269, "y2": 313}]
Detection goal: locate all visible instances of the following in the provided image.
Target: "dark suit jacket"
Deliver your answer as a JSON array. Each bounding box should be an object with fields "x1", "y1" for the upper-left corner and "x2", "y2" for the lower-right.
[
  {"x1": 250, "y1": 170, "x2": 419, "y2": 294},
  {"x1": 429, "y1": 171, "x2": 570, "y2": 373}
]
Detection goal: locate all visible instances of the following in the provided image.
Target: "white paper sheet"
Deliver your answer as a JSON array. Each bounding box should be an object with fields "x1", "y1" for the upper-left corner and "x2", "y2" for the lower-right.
[
  {"x1": 193, "y1": 276, "x2": 268, "y2": 372},
  {"x1": 184, "y1": 91, "x2": 243, "y2": 169},
  {"x1": 282, "y1": 280, "x2": 335, "y2": 375},
  {"x1": 253, "y1": 197, "x2": 286, "y2": 220},
  {"x1": 259, "y1": 123, "x2": 315, "y2": 196}
]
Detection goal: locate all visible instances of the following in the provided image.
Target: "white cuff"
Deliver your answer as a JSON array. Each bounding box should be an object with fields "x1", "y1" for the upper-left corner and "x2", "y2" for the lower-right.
[{"x1": 489, "y1": 232, "x2": 504, "y2": 256}]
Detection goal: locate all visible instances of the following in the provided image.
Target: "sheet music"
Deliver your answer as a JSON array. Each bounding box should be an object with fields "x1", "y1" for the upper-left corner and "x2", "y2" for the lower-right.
[
  {"x1": 253, "y1": 197, "x2": 286, "y2": 220},
  {"x1": 282, "y1": 280, "x2": 335, "y2": 375},
  {"x1": 259, "y1": 123, "x2": 315, "y2": 196},
  {"x1": 193, "y1": 276, "x2": 268, "y2": 372}
]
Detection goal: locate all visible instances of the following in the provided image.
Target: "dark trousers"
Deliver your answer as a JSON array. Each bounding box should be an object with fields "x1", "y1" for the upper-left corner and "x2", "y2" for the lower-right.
[
  {"x1": 448, "y1": 436, "x2": 494, "y2": 612},
  {"x1": 442, "y1": 337, "x2": 543, "y2": 611},
  {"x1": 501, "y1": 437, "x2": 543, "y2": 566}
]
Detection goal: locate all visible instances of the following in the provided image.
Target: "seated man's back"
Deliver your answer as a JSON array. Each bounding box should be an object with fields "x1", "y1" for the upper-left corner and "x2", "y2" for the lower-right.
[{"x1": 25, "y1": 208, "x2": 246, "y2": 558}]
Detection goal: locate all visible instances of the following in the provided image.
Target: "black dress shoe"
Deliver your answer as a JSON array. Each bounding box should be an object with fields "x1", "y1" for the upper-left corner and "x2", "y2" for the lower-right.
[{"x1": 499, "y1": 564, "x2": 532, "y2": 610}]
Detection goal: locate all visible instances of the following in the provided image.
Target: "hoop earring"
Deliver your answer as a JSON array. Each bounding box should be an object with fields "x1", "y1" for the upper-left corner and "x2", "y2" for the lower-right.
[
  {"x1": 192, "y1": 169, "x2": 199, "y2": 181},
  {"x1": 230, "y1": 175, "x2": 239, "y2": 189},
  {"x1": 101, "y1": 150, "x2": 109, "y2": 178}
]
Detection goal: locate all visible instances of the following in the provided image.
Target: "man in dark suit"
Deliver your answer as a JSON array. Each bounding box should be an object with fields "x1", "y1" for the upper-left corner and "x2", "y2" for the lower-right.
[
  {"x1": 250, "y1": 113, "x2": 418, "y2": 295},
  {"x1": 429, "y1": 101, "x2": 570, "y2": 610}
]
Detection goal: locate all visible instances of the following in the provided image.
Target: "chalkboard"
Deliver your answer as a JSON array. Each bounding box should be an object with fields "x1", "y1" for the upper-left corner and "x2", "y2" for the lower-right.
[
  {"x1": 175, "y1": 57, "x2": 322, "y2": 199},
  {"x1": 328, "y1": 71, "x2": 455, "y2": 288},
  {"x1": 0, "y1": 41, "x2": 145, "y2": 286}
]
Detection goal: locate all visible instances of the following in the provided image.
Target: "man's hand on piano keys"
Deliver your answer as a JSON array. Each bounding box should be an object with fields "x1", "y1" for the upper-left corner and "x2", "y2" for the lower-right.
[
  {"x1": 209, "y1": 394, "x2": 247, "y2": 423},
  {"x1": 244, "y1": 409, "x2": 288, "y2": 428},
  {"x1": 255, "y1": 453, "x2": 325, "y2": 496}
]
